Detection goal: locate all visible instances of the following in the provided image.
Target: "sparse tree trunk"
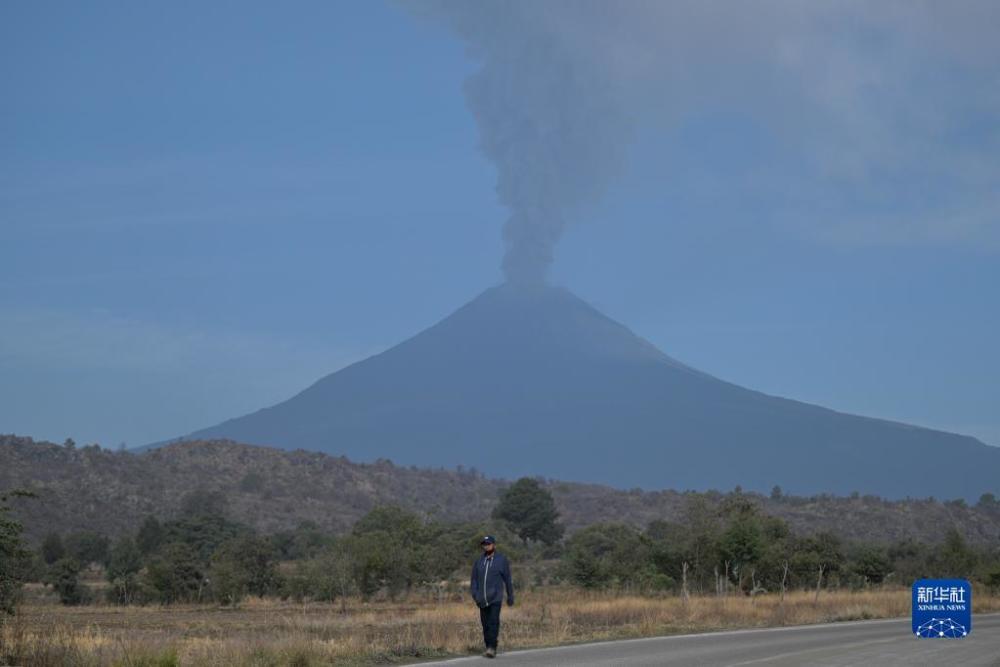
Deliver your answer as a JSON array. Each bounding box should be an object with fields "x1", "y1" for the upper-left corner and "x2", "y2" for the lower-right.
[
  {"x1": 714, "y1": 566, "x2": 720, "y2": 596},
  {"x1": 339, "y1": 577, "x2": 349, "y2": 614},
  {"x1": 750, "y1": 568, "x2": 764, "y2": 602},
  {"x1": 814, "y1": 563, "x2": 826, "y2": 604},
  {"x1": 780, "y1": 560, "x2": 789, "y2": 604},
  {"x1": 682, "y1": 561, "x2": 690, "y2": 602}
]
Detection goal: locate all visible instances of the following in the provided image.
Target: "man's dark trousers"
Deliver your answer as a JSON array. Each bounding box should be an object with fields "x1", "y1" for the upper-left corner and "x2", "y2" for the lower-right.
[{"x1": 479, "y1": 602, "x2": 501, "y2": 650}]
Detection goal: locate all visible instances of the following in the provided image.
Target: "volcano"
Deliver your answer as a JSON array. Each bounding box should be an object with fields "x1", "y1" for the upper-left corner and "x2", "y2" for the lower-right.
[{"x1": 175, "y1": 284, "x2": 999, "y2": 500}]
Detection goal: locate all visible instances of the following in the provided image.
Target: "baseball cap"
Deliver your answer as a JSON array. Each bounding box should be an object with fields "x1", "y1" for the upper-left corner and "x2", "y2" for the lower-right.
[{"x1": 480, "y1": 535, "x2": 496, "y2": 545}]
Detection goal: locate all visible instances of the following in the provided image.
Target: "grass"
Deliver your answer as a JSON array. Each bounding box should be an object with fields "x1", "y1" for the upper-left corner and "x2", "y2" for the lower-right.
[{"x1": 3, "y1": 587, "x2": 999, "y2": 665}]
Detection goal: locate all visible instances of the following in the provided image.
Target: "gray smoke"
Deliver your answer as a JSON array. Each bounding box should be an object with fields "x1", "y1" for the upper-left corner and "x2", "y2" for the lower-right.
[
  {"x1": 414, "y1": 1, "x2": 1000, "y2": 283},
  {"x1": 417, "y1": 2, "x2": 632, "y2": 284}
]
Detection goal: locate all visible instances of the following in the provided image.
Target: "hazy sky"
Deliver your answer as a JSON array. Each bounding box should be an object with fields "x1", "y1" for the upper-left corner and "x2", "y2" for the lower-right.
[{"x1": 2, "y1": 1, "x2": 998, "y2": 449}]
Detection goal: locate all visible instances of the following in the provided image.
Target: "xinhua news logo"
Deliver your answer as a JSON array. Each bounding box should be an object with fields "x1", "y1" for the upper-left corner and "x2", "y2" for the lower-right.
[{"x1": 912, "y1": 578, "x2": 972, "y2": 639}]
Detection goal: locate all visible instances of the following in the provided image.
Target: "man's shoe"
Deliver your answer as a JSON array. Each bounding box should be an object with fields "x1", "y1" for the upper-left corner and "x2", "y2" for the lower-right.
[{"x1": 485, "y1": 647, "x2": 496, "y2": 658}]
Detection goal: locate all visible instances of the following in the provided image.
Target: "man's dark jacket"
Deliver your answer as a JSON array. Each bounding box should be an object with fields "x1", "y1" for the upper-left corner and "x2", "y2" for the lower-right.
[{"x1": 470, "y1": 552, "x2": 514, "y2": 608}]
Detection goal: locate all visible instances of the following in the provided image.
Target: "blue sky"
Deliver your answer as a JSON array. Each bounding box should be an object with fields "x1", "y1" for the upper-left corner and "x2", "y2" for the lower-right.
[{"x1": 2, "y1": 1, "x2": 997, "y2": 450}]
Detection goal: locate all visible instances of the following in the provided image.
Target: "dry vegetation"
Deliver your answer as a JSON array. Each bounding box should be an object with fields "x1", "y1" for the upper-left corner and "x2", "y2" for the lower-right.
[
  {"x1": 4, "y1": 587, "x2": 1000, "y2": 666},
  {"x1": 5, "y1": 436, "x2": 1000, "y2": 546}
]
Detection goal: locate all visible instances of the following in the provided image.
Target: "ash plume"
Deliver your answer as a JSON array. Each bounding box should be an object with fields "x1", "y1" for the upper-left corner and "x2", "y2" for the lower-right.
[
  {"x1": 414, "y1": 1, "x2": 1000, "y2": 283},
  {"x1": 417, "y1": 2, "x2": 632, "y2": 284}
]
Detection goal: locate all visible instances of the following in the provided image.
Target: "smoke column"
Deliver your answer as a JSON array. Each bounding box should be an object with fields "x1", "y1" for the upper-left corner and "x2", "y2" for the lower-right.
[
  {"x1": 414, "y1": 1, "x2": 1000, "y2": 283},
  {"x1": 417, "y1": 2, "x2": 632, "y2": 285}
]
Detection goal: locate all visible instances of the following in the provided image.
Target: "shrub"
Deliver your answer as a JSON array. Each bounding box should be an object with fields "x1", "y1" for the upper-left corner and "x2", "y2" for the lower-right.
[
  {"x1": 210, "y1": 535, "x2": 282, "y2": 605},
  {"x1": 46, "y1": 558, "x2": 87, "y2": 605},
  {"x1": 143, "y1": 543, "x2": 206, "y2": 604},
  {"x1": 0, "y1": 491, "x2": 33, "y2": 613}
]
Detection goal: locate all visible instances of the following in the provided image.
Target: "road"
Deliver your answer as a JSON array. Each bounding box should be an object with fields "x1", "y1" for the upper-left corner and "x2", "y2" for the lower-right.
[{"x1": 418, "y1": 612, "x2": 1000, "y2": 666}]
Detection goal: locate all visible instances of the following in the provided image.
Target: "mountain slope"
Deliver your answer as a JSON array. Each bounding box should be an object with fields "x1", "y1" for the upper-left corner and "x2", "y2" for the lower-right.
[{"x1": 176, "y1": 284, "x2": 999, "y2": 500}]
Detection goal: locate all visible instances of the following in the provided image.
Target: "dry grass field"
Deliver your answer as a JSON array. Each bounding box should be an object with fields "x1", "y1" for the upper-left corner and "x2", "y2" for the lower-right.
[{"x1": 3, "y1": 587, "x2": 999, "y2": 666}]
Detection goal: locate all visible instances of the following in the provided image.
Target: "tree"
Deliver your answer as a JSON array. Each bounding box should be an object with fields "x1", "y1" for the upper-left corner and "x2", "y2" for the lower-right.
[
  {"x1": 985, "y1": 563, "x2": 1000, "y2": 593},
  {"x1": 41, "y1": 532, "x2": 65, "y2": 565},
  {"x1": 347, "y1": 506, "x2": 425, "y2": 599},
  {"x1": 143, "y1": 543, "x2": 205, "y2": 604},
  {"x1": 210, "y1": 535, "x2": 282, "y2": 605},
  {"x1": 887, "y1": 538, "x2": 928, "y2": 584},
  {"x1": 851, "y1": 545, "x2": 892, "y2": 585},
  {"x1": 676, "y1": 495, "x2": 722, "y2": 593},
  {"x1": 178, "y1": 489, "x2": 229, "y2": 519},
  {"x1": 136, "y1": 516, "x2": 165, "y2": 555},
  {"x1": 210, "y1": 557, "x2": 249, "y2": 606},
  {"x1": 1, "y1": 490, "x2": 34, "y2": 614},
  {"x1": 346, "y1": 532, "x2": 399, "y2": 599},
  {"x1": 937, "y1": 528, "x2": 976, "y2": 577},
  {"x1": 270, "y1": 521, "x2": 330, "y2": 561},
  {"x1": 64, "y1": 531, "x2": 110, "y2": 567},
  {"x1": 352, "y1": 506, "x2": 422, "y2": 540},
  {"x1": 282, "y1": 541, "x2": 355, "y2": 608},
  {"x1": 789, "y1": 532, "x2": 843, "y2": 590},
  {"x1": 719, "y1": 519, "x2": 764, "y2": 593},
  {"x1": 562, "y1": 523, "x2": 653, "y2": 589},
  {"x1": 106, "y1": 537, "x2": 143, "y2": 604},
  {"x1": 162, "y1": 514, "x2": 249, "y2": 563},
  {"x1": 492, "y1": 478, "x2": 564, "y2": 545},
  {"x1": 46, "y1": 558, "x2": 85, "y2": 605}
]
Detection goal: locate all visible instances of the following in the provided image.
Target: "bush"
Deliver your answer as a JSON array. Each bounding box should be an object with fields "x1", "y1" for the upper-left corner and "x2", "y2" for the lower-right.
[
  {"x1": 46, "y1": 558, "x2": 87, "y2": 605},
  {"x1": 562, "y1": 523, "x2": 651, "y2": 589},
  {"x1": 281, "y1": 542, "x2": 355, "y2": 603},
  {"x1": 850, "y1": 545, "x2": 892, "y2": 585},
  {"x1": 210, "y1": 535, "x2": 282, "y2": 605},
  {"x1": 143, "y1": 543, "x2": 206, "y2": 604}
]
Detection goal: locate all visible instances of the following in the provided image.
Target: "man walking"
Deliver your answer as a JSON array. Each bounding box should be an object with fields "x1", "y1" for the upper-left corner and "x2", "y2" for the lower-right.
[{"x1": 470, "y1": 535, "x2": 514, "y2": 658}]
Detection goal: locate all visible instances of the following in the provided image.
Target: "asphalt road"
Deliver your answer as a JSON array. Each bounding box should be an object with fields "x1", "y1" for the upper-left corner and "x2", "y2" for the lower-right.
[{"x1": 419, "y1": 612, "x2": 1000, "y2": 666}]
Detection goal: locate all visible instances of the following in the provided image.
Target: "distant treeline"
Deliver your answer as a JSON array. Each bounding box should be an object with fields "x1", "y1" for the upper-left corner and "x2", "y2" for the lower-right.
[
  {"x1": 3, "y1": 480, "x2": 1000, "y2": 612},
  {"x1": 6, "y1": 435, "x2": 1000, "y2": 548}
]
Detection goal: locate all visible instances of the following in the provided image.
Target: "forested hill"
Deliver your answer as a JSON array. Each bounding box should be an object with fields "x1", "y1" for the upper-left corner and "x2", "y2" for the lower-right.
[{"x1": 3, "y1": 434, "x2": 1000, "y2": 546}]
